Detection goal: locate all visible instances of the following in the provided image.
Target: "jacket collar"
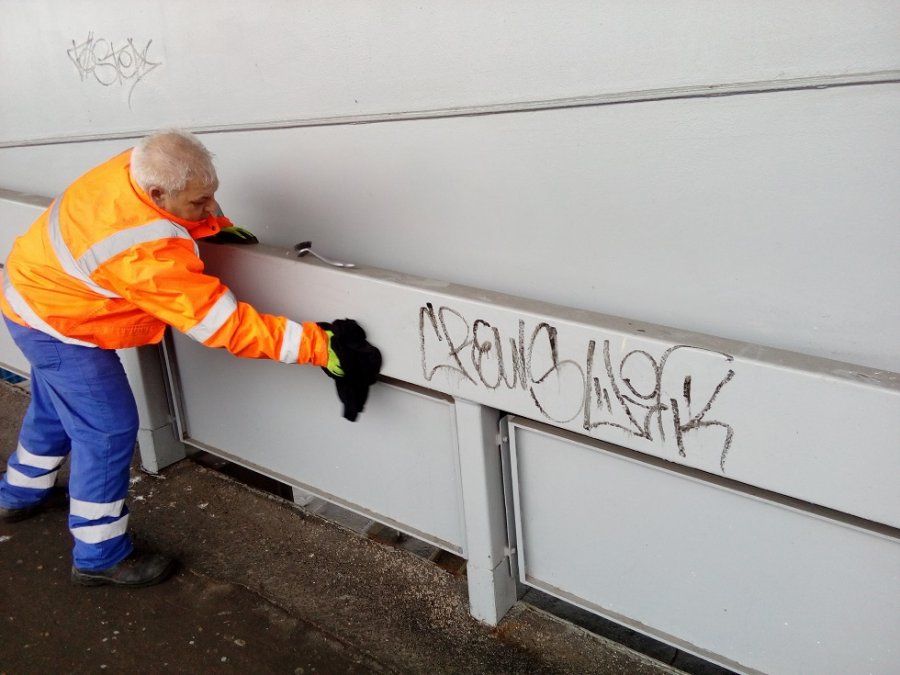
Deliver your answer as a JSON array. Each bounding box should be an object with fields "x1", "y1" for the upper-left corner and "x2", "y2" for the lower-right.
[{"x1": 126, "y1": 161, "x2": 223, "y2": 239}]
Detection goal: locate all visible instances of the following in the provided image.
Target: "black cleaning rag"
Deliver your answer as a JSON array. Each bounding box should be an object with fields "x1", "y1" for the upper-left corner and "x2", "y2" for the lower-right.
[{"x1": 318, "y1": 319, "x2": 383, "y2": 421}]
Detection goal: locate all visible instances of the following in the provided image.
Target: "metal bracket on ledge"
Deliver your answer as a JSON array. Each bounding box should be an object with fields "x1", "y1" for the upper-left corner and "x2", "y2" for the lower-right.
[{"x1": 293, "y1": 241, "x2": 356, "y2": 269}]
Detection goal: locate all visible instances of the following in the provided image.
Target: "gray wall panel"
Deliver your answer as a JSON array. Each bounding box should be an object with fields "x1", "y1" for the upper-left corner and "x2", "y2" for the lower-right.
[
  {"x1": 171, "y1": 333, "x2": 466, "y2": 552},
  {"x1": 508, "y1": 417, "x2": 900, "y2": 675},
  {"x1": 0, "y1": 193, "x2": 50, "y2": 375}
]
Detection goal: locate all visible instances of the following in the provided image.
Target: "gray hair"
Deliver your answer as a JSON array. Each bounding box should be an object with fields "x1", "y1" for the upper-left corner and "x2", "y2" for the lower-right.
[{"x1": 130, "y1": 129, "x2": 218, "y2": 194}]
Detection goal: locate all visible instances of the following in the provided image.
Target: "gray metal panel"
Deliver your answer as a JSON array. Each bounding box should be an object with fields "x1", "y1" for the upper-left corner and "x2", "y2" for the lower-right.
[
  {"x1": 0, "y1": 190, "x2": 50, "y2": 251},
  {"x1": 507, "y1": 417, "x2": 900, "y2": 675},
  {"x1": 170, "y1": 333, "x2": 466, "y2": 553},
  {"x1": 0, "y1": 191, "x2": 50, "y2": 375},
  {"x1": 0, "y1": 330, "x2": 26, "y2": 377}
]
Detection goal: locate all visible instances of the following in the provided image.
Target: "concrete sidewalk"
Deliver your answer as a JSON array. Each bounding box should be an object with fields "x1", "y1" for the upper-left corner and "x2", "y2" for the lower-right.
[{"x1": 0, "y1": 380, "x2": 714, "y2": 674}]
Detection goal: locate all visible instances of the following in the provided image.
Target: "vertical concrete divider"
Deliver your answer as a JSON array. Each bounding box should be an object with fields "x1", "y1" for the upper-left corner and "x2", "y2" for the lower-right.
[
  {"x1": 453, "y1": 398, "x2": 519, "y2": 625},
  {"x1": 120, "y1": 344, "x2": 187, "y2": 474}
]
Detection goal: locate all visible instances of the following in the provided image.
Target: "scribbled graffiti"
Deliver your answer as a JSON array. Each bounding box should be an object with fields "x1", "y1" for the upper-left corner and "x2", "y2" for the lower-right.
[
  {"x1": 419, "y1": 302, "x2": 736, "y2": 472},
  {"x1": 66, "y1": 32, "x2": 162, "y2": 107}
]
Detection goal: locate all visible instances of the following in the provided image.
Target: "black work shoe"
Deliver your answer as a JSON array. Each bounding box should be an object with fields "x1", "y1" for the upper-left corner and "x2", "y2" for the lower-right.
[
  {"x1": 0, "y1": 486, "x2": 69, "y2": 523},
  {"x1": 71, "y1": 549, "x2": 177, "y2": 588}
]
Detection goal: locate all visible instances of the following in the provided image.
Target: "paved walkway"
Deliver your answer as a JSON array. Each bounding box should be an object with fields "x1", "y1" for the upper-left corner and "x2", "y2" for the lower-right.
[{"x1": 1, "y1": 380, "x2": 706, "y2": 674}]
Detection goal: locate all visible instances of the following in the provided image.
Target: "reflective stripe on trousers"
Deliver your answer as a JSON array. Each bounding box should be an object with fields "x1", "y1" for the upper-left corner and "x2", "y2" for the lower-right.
[{"x1": 0, "y1": 317, "x2": 138, "y2": 570}]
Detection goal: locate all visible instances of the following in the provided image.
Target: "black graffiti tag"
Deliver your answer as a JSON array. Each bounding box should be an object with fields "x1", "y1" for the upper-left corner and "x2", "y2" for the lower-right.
[
  {"x1": 419, "y1": 302, "x2": 737, "y2": 471},
  {"x1": 419, "y1": 303, "x2": 584, "y2": 424},
  {"x1": 583, "y1": 340, "x2": 736, "y2": 471}
]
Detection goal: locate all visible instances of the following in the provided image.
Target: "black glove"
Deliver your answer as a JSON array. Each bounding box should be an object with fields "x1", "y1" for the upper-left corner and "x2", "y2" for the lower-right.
[
  {"x1": 317, "y1": 319, "x2": 382, "y2": 421},
  {"x1": 206, "y1": 225, "x2": 259, "y2": 245}
]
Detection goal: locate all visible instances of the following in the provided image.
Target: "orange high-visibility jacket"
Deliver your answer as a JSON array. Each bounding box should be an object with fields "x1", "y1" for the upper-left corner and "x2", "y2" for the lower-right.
[{"x1": 0, "y1": 149, "x2": 328, "y2": 366}]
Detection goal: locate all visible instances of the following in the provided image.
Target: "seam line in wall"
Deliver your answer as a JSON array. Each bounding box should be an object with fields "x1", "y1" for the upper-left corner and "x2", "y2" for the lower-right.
[{"x1": 2, "y1": 70, "x2": 899, "y2": 149}]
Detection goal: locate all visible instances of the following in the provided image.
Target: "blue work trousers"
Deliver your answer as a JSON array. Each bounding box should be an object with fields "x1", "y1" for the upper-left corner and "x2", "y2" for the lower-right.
[{"x1": 0, "y1": 317, "x2": 138, "y2": 570}]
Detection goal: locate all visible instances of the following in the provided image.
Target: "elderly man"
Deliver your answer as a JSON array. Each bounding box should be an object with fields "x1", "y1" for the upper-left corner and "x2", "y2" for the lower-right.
[{"x1": 0, "y1": 130, "x2": 377, "y2": 587}]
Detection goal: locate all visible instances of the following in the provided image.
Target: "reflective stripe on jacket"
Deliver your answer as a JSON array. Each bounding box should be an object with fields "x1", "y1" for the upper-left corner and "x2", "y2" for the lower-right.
[{"x1": 0, "y1": 150, "x2": 328, "y2": 366}]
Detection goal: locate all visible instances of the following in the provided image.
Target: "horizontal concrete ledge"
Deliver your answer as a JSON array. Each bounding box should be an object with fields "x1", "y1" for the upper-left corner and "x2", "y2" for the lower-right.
[
  {"x1": 0, "y1": 188, "x2": 53, "y2": 207},
  {"x1": 197, "y1": 242, "x2": 900, "y2": 529}
]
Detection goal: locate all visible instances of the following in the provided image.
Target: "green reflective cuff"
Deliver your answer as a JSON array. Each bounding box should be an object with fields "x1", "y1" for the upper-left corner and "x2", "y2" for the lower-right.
[{"x1": 325, "y1": 330, "x2": 344, "y2": 377}]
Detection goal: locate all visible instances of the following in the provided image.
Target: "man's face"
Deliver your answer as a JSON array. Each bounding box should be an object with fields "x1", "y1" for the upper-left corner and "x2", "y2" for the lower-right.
[{"x1": 150, "y1": 177, "x2": 220, "y2": 222}]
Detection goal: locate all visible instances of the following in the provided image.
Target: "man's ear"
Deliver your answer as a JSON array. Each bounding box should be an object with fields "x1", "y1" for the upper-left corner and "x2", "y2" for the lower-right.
[{"x1": 148, "y1": 186, "x2": 165, "y2": 206}]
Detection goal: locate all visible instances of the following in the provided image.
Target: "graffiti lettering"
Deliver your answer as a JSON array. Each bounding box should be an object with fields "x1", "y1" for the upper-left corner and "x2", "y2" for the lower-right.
[
  {"x1": 420, "y1": 302, "x2": 736, "y2": 471},
  {"x1": 584, "y1": 340, "x2": 735, "y2": 471},
  {"x1": 66, "y1": 32, "x2": 162, "y2": 107}
]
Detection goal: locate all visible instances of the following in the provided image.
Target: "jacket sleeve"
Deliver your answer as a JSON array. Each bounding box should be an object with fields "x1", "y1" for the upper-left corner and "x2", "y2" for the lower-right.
[{"x1": 92, "y1": 236, "x2": 329, "y2": 365}]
